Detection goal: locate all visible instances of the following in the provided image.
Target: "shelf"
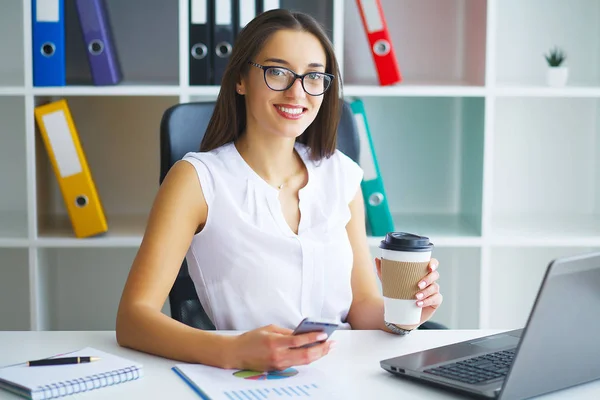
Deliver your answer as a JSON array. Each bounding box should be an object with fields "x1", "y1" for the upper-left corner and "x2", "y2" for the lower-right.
[
  {"x1": 367, "y1": 214, "x2": 482, "y2": 248},
  {"x1": 36, "y1": 247, "x2": 169, "y2": 330},
  {"x1": 35, "y1": 96, "x2": 179, "y2": 240},
  {"x1": 490, "y1": 215, "x2": 600, "y2": 247},
  {"x1": 0, "y1": 239, "x2": 30, "y2": 248},
  {"x1": 343, "y1": 0, "x2": 487, "y2": 86},
  {"x1": 62, "y1": 0, "x2": 179, "y2": 86},
  {"x1": 0, "y1": 1, "x2": 24, "y2": 87},
  {"x1": 32, "y1": 84, "x2": 182, "y2": 97},
  {"x1": 1, "y1": 0, "x2": 597, "y2": 334},
  {"x1": 0, "y1": 87, "x2": 25, "y2": 96},
  {"x1": 360, "y1": 96, "x2": 485, "y2": 237},
  {"x1": 492, "y1": 97, "x2": 600, "y2": 237},
  {"x1": 187, "y1": 86, "x2": 223, "y2": 97},
  {"x1": 488, "y1": 246, "x2": 600, "y2": 330},
  {"x1": 345, "y1": 84, "x2": 486, "y2": 98},
  {"x1": 0, "y1": 96, "x2": 28, "y2": 239},
  {"x1": 37, "y1": 215, "x2": 146, "y2": 247},
  {"x1": 495, "y1": 0, "x2": 600, "y2": 87},
  {"x1": 0, "y1": 249, "x2": 31, "y2": 330},
  {"x1": 495, "y1": 84, "x2": 600, "y2": 98}
]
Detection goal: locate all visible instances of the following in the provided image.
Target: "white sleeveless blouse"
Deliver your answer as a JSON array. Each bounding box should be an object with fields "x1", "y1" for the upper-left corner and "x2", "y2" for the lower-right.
[{"x1": 181, "y1": 141, "x2": 364, "y2": 331}]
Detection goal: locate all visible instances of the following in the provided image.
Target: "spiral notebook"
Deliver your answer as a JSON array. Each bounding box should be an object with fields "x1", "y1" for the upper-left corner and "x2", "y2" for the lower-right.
[{"x1": 0, "y1": 347, "x2": 143, "y2": 400}]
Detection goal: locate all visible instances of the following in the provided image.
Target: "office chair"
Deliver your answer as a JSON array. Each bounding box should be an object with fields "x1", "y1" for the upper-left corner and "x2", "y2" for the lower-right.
[{"x1": 159, "y1": 100, "x2": 447, "y2": 331}]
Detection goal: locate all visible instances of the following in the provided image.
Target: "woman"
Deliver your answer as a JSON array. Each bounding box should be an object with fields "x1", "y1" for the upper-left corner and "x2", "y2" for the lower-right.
[{"x1": 116, "y1": 9, "x2": 442, "y2": 372}]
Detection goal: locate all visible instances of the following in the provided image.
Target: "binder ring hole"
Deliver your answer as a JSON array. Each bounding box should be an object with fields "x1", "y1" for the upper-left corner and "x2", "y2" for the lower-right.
[
  {"x1": 373, "y1": 40, "x2": 390, "y2": 56},
  {"x1": 89, "y1": 40, "x2": 104, "y2": 55},
  {"x1": 215, "y1": 42, "x2": 232, "y2": 58},
  {"x1": 75, "y1": 195, "x2": 88, "y2": 208},
  {"x1": 41, "y1": 42, "x2": 55, "y2": 57},
  {"x1": 369, "y1": 192, "x2": 384, "y2": 206},
  {"x1": 191, "y1": 43, "x2": 208, "y2": 60}
]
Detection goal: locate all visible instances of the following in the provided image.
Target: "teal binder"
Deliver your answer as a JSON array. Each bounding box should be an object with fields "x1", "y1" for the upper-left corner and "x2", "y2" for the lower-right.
[{"x1": 350, "y1": 99, "x2": 395, "y2": 236}]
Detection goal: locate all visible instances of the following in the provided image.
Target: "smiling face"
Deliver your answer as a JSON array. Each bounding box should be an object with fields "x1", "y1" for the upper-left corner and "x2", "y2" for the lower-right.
[{"x1": 237, "y1": 29, "x2": 327, "y2": 140}]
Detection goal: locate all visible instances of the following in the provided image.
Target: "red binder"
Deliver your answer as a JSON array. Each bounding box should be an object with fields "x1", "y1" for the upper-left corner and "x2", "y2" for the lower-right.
[{"x1": 355, "y1": 0, "x2": 402, "y2": 86}]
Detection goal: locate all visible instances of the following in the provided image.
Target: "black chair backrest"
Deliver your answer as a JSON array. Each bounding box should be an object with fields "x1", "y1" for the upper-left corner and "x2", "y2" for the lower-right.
[{"x1": 159, "y1": 100, "x2": 360, "y2": 330}]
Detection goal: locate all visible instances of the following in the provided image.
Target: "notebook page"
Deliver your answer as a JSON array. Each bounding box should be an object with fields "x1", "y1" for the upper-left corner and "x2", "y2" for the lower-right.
[{"x1": 0, "y1": 347, "x2": 143, "y2": 390}]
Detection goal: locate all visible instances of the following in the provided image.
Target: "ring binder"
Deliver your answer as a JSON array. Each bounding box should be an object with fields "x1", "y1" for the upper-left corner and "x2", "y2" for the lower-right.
[
  {"x1": 213, "y1": 0, "x2": 235, "y2": 84},
  {"x1": 189, "y1": 0, "x2": 213, "y2": 85},
  {"x1": 350, "y1": 98, "x2": 395, "y2": 236},
  {"x1": 355, "y1": 0, "x2": 402, "y2": 86},
  {"x1": 32, "y1": 0, "x2": 66, "y2": 87},
  {"x1": 34, "y1": 99, "x2": 108, "y2": 239}
]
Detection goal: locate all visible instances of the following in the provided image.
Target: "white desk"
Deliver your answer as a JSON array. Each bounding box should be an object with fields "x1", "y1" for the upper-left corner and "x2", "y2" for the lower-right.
[{"x1": 1, "y1": 330, "x2": 599, "y2": 399}]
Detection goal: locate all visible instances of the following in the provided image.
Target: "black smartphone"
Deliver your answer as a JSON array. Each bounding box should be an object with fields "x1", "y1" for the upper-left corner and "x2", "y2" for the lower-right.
[{"x1": 291, "y1": 318, "x2": 339, "y2": 349}]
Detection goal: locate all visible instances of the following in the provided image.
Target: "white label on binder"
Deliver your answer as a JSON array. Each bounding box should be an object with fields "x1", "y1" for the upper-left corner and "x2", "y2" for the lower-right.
[
  {"x1": 262, "y1": 0, "x2": 280, "y2": 11},
  {"x1": 354, "y1": 114, "x2": 377, "y2": 181},
  {"x1": 36, "y1": 0, "x2": 59, "y2": 22},
  {"x1": 239, "y1": 0, "x2": 256, "y2": 28},
  {"x1": 191, "y1": 0, "x2": 207, "y2": 24},
  {"x1": 360, "y1": 0, "x2": 383, "y2": 33},
  {"x1": 42, "y1": 110, "x2": 82, "y2": 178},
  {"x1": 216, "y1": 0, "x2": 232, "y2": 25}
]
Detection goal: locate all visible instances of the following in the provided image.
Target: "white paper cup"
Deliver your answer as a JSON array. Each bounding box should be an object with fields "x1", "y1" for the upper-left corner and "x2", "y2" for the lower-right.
[{"x1": 379, "y1": 233, "x2": 434, "y2": 326}]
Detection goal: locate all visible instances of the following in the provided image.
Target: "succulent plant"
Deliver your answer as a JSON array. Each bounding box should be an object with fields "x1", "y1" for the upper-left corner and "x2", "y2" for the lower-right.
[{"x1": 544, "y1": 46, "x2": 566, "y2": 67}]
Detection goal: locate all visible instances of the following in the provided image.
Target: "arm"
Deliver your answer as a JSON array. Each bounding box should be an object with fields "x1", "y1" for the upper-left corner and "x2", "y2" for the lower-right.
[
  {"x1": 116, "y1": 160, "x2": 232, "y2": 367},
  {"x1": 344, "y1": 187, "x2": 440, "y2": 331}
]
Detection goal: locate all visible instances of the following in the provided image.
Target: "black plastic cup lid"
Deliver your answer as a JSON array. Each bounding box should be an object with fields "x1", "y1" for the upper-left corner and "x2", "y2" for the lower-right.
[{"x1": 379, "y1": 232, "x2": 434, "y2": 252}]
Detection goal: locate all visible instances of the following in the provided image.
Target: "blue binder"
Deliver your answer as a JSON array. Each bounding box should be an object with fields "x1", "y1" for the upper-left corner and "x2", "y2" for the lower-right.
[
  {"x1": 350, "y1": 99, "x2": 394, "y2": 237},
  {"x1": 32, "y1": 0, "x2": 66, "y2": 86}
]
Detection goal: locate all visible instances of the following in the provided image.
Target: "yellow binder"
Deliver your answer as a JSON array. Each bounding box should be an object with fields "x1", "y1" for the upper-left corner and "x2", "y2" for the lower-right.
[{"x1": 34, "y1": 99, "x2": 108, "y2": 238}]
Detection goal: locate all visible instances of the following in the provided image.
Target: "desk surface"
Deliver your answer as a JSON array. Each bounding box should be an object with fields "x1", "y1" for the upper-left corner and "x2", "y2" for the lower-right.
[{"x1": 1, "y1": 330, "x2": 599, "y2": 399}]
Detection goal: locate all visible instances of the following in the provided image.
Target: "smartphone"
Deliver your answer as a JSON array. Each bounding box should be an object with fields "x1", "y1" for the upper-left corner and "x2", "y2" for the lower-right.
[{"x1": 291, "y1": 318, "x2": 339, "y2": 349}]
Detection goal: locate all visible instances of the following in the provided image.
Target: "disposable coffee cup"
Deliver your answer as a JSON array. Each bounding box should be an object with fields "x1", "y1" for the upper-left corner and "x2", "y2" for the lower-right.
[{"x1": 379, "y1": 232, "x2": 434, "y2": 326}]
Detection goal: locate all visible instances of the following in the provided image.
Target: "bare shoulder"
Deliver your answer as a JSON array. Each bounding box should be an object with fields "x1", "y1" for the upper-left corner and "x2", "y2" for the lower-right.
[{"x1": 154, "y1": 159, "x2": 208, "y2": 232}]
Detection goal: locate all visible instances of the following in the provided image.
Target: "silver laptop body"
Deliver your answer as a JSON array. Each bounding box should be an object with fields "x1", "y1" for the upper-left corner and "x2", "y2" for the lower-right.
[{"x1": 380, "y1": 251, "x2": 600, "y2": 399}]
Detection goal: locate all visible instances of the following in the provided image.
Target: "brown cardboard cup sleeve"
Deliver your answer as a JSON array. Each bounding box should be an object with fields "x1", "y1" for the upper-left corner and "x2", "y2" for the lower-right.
[{"x1": 381, "y1": 260, "x2": 430, "y2": 299}]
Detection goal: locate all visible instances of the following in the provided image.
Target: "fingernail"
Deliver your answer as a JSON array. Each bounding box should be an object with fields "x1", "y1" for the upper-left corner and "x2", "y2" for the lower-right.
[
  {"x1": 416, "y1": 293, "x2": 423, "y2": 300},
  {"x1": 417, "y1": 301, "x2": 424, "y2": 307},
  {"x1": 431, "y1": 263, "x2": 438, "y2": 271},
  {"x1": 418, "y1": 281, "x2": 426, "y2": 289},
  {"x1": 317, "y1": 333, "x2": 328, "y2": 341}
]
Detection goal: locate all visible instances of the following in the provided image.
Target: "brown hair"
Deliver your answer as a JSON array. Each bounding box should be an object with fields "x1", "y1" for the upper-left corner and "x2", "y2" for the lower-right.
[{"x1": 199, "y1": 9, "x2": 342, "y2": 161}]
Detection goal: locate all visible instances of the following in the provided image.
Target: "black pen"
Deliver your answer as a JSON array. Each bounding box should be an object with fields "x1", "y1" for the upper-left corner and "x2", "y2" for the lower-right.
[{"x1": 27, "y1": 356, "x2": 101, "y2": 367}]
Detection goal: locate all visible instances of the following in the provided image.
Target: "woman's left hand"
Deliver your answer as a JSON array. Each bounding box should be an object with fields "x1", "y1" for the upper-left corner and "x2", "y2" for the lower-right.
[{"x1": 375, "y1": 257, "x2": 443, "y2": 326}]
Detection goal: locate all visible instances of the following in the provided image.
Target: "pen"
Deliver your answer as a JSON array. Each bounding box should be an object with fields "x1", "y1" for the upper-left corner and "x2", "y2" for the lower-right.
[{"x1": 28, "y1": 356, "x2": 101, "y2": 367}]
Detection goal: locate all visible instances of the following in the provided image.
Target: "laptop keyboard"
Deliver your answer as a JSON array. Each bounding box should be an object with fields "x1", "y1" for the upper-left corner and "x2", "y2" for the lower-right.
[{"x1": 424, "y1": 348, "x2": 516, "y2": 385}]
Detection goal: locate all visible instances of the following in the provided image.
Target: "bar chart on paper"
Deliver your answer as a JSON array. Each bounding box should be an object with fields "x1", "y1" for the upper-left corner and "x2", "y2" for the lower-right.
[
  {"x1": 172, "y1": 364, "x2": 344, "y2": 399},
  {"x1": 224, "y1": 383, "x2": 323, "y2": 398}
]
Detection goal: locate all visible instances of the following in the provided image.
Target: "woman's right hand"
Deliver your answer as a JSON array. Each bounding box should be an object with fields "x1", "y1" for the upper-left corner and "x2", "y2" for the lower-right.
[{"x1": 227, "y1": 324, "x2": 334, "y2": 372}]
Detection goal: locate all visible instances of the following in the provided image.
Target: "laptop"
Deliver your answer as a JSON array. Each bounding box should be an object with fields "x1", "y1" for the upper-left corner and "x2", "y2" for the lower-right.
[{"x1": 380, "y1": 251, "x2": 600, "y2": 399}]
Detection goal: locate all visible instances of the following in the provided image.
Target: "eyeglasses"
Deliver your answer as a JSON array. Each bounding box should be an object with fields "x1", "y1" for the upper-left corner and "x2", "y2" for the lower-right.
[{"x1": 248, "y1": 61, "x2": 334, "y2": 96}]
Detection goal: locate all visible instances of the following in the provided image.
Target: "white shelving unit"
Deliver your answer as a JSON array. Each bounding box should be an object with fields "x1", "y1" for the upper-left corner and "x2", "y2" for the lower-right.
[{"x1": 1, "y1": 0, "x2": 599, "y2": 332}]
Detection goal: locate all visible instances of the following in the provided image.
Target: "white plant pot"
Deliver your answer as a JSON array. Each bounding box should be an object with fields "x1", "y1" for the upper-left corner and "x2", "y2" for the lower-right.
[{"x1": 546, "y1": 67, "x2": 569, "y2": 87}]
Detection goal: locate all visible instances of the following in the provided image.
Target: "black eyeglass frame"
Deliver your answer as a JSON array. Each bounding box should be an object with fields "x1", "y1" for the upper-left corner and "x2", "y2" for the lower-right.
[{"x1": 248, "y1": 61, "x2": 335, "y2": 96}]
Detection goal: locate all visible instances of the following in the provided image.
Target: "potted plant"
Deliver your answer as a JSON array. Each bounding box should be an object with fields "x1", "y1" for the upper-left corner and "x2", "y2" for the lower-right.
[{"x1": 544, "y1": 46, "x2": 568, "y2": 87}]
